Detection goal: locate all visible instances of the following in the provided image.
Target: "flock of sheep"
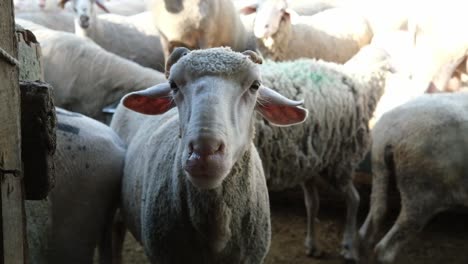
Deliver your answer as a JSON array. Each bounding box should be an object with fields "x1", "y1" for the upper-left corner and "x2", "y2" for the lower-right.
[{"x1": 13, "y1": 0, "x2": 468, "y2": 263}]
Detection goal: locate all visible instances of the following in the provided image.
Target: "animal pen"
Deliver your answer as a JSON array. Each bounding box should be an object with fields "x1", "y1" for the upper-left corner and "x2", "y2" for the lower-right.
[{"x1": 0, "y1": 0, "x2": 56, "y2": 262}]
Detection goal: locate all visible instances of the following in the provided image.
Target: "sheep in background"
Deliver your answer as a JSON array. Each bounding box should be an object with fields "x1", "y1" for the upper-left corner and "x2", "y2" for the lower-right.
[
  {"x1": 15, "y1": 0, "x2": 147, "y2": 15},
  {"x1": 408, "y1": 0, "x2": 468, "y2": 93},
  {"x1": 237, "y1": 0, "x2": 344, "y2": 17},
  {"x1": 241, "y1": 3, "x2": 372, "y2": 63},
  {"x1": 15, "y1": 10, "x2": 165, "y2": 72},
  {"x1": 54, "y1": 0, "x2": 165, "y2": 72},
  {"x1": 16, "y1": 11, "x2": 75, "y2": 32},
  {"x1": 16, "y1": 19, "x2": 166, "y2": 121},
  {"x1": 27, "y1": 107, "x2": 125, "y2": 264},
  {"x1": 362, "y1": 30, "x2": 424, "y2": 127},
  {"x1": 149, "y1": 0, "x2": 257, "y2": 60},
  {"x1": 110, "y1": 47, "x2": 308, "y2": 263},
  {"x1": 359, "y1": 92, "x2": 468, "y2": 264},
  {"x1": 356, "y1": 0, "x2": 408, "y2": 35},
  {"x1": 254, "y1": 45, "x2": 390, "y2": 261}
]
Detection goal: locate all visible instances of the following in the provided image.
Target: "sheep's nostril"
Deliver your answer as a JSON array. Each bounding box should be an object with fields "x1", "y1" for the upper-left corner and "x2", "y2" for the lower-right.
[
  {"x1": 216, "y1": 143, "x2": 225, "y2": 154},
  {"x1": 264, "y1": 24, "x2": 269, "y2": 29},
  {"x1": 80, "y1": 16, "x2": 89, "y2": 23},
  {"x1": 188, "y1": 142, "x2": 194, "y2": 155},
  {"x1": 188, "y1": 137, "x2": 225, "y2": 157}
]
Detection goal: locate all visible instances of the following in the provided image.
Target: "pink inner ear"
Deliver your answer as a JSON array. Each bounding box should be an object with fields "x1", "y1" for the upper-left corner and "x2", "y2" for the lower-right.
[
  {"x1": 123, "y1": 94, "x2": 174, "y2": 115},
  {"x1": 258, "y1": 104, "x2": 307, "y2": 126},
  {"x1": 239, "y1": 5, "x2": 257, "y2": 15}
]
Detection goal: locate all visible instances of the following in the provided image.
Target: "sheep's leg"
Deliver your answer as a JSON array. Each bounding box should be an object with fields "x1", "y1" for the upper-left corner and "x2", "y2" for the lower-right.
[
  {"x1": 111, "y1": 211, "x2": 127, "y2": 264},
  {"x1": 374, "y1": 207, "x2": 428, "y2": 264},
  {"x1": 301, "y1": 179, "x2": 323, "y2": 257},
  {"x1": 359, "y1": 163, "x2": 391, "y2": 253},
  {"x1": 340, "y1": 182, "x2": 360, "y2": 263}
]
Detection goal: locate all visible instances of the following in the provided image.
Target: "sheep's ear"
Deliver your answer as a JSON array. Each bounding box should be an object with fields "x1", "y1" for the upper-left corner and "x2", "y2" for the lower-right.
[
  {"x1": 57, "y1": 0, "x2": 68, "y2": 8},
  {"x1": 166, "y1": 47, "x2": 191, "y2": 78},
  {"x1": 256, "y1": 86, "x2": 308, "y2": 126},
  {"x1": 122, "y1": 83, "x2": 175, "y2": 115},
  {"x1": 96, "y1": 0, "x2": 110, "y2": 13},
  {"x1": 239, "y1": 4, "x2": 258, "y2": 15},
  {"x1": 282, "y1": 8, "x2": 298, "y2": 22}
]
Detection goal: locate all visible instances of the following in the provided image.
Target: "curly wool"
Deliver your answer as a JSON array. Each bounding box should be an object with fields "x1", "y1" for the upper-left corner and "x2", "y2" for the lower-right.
[
  {"x1": 255, "y1": 59, "x2": 386, "y2": 190},
  {"x1": 173, "y1": 47, "x2": 255, "y2": 76}
]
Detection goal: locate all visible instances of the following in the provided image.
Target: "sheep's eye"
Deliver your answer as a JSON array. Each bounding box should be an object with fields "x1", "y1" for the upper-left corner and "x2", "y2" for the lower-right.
[
  {"x1": 250, "y1": 80, "x2": 261, "y2": 91},
  {"x1": 169, "y1": 80, "x2": 179, "y2": 92}
]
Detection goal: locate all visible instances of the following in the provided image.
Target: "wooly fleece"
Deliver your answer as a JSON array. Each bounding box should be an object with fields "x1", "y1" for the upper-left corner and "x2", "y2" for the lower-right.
[
  {"x1": 258, "y1": 8, "x2": 372, "y2": 63},
  {"x1": 115, "y1": 112, "x2": 271, "y2": 263},
  {"x1": 255, "y1": 57, "x2": 387, "y2": 190},
  {"x1": 27, "y1": 108, "x2": 125, "y2": 264},
  {"x1": 16, "y1": 20, "x2": 166, "y2": 121},
  {"x1": 361, "y1": 92, "x2": 468, "y2": 263}
]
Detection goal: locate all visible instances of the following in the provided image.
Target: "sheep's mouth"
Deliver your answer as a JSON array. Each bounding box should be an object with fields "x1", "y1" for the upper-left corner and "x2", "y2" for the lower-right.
[
  {"x1": 184, "y1": 152, "x2": 230, "y2": 189},
  {"x1": 79, "y1": 20, "x2": 90, "y2": 29}
]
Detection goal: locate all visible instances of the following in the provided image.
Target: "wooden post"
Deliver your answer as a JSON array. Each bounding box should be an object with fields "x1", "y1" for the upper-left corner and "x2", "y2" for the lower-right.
[{"x1": 0, "y1": 0, "x2": 28, "y2": 262}]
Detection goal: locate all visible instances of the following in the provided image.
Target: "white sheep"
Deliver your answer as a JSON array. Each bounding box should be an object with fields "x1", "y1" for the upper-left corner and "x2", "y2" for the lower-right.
[
  {"x1": 359, "y1": 92, "x2": 468, "y2": 264},
  {"x1": 54, "y1": 0, "x2": 165, "y2": 72},
  {"x1": 241, "y1": 4, "x2": 373, "y2": 63},
  {"x1": 16, "y1": 19, "x2": 166, "y2": 121},
  {"x1": 237, "y1": 0, "x2": 344, "y2": 17},
  {"x1": 16, "y1": 11, "x2": 75, "y2": 32},
  {"x1": 27, "y1": 107, "x2": 125, "y2": 264},
  {"x1": 254, "y1": 45, "x2": 390, "y2": 261},
  {"x1": 15, "y1": 10, "x2": 165, "y2": 72},
  {"x1": 15, "y1": 0, "x2": 147, "y2": 15},
  {"x1": 355, "y1": 0, "x2": 408, "y2": 35},
  {"x1": 149, "y1": 0, "x2": 257, "y2": 60},
  {"x1": 408, "y1": 0, "x2": 468, "y2": 93},
  {"x1": 110, "y1": 47, "x2": 308, "y2": 263}
]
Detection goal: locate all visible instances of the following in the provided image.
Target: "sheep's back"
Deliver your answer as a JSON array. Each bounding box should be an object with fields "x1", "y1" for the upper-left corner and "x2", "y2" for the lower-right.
[{"x1": 256, "y1": 59, "x2": 372, "y2": 189}]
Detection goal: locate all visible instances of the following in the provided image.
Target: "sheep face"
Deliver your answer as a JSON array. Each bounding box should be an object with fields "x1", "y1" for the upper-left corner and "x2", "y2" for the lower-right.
[
  {"x1": 58, "y1": 0, "x2": 108, "y2": 28},
  {"x1": 122, "y1": 48, "x2": 308, "y2": 190},
  {"x1": 241, "y1": 0, "x2": 289, "y2": 39},
  {"x1": 71, "y1": 0, "x2": 95, "y2": 28}
]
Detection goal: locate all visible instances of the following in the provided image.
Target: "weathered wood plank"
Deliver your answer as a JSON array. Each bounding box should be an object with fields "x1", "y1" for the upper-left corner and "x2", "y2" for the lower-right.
[
  {"x1": 0, "y1": 0, "x2": 28, "y2": 262},
  {"x1": 16, "y1": 26, "x2": 42, "y2": 82},
  {"x1": 20, "y1": 81, "x2": 56, "y2": 200},
  {"x1": 16, "y1": 24, "x2": 56, "y2": 201}
]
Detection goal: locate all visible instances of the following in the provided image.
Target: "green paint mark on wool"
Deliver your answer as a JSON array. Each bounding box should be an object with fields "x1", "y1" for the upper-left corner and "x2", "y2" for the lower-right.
[{"x1": 262, "y1": 59, "x2": 335, "y2": 87}]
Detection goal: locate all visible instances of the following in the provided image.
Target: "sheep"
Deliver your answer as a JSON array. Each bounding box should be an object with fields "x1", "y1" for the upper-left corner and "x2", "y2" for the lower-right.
[
  {"x1": 15, "y1": 19, "x2": 166, "y2": 121},
  {"x1": 241, "y1": 4, "x2": 372, "y2": 63},
  {"x1": 358, "y1": 92, "x2": 468, "y2": 264},
  {"x1": 54, "y1": 0, "x2": 165, "y2": 72},
  {"x1": 149, "y1": 0, "x2": 257, "y2": 61},
  {"x1": 356, "y1": 0, "x2": 408, "y2": 35},
  {"x1": 16, "y1": 11, "x2": 75, "y2": 32},
  {"x1": 253, "y1": 45, "x2": 390, "y2": 262},
  {"x1": 110, "y1": 47, "x2": 308, "y2": 263},
  {"x1": 15, "y1": 0, "x2": 146, "y2": 15},
  {"x1": 27, "y1": 107, "x2": 125, "y2": 264},
  {"x1": 15, "y1": 10, "x2": 165, "y2": 72},
  {"x1": 237, "y1": 0, "x2": 344, "y2": 17},
  {"x1": 408, "y1": 0, "x2": 468, "y2": 93}
]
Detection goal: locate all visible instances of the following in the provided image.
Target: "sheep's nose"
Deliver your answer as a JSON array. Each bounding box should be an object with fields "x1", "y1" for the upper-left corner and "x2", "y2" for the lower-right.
[
  {"x1": 188, "y1": 137, "x2": 225, "y2": 158},
  {"x1": 264, "y1": 24, "x2": 269, "y2": 29},
  {"x1": 80, "y1": 15, "x2": 90, "y2": 23}
]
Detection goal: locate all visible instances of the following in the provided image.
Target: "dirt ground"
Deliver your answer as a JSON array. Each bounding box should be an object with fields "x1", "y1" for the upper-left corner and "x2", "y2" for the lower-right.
[{"x1": 119, "y1": 188, "x2": 468, "y2": 264}]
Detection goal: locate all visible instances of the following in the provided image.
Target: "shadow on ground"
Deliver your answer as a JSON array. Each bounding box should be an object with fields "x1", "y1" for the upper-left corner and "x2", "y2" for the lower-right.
[{"x1": 118, "y1": 187, "x2": 468, "y2": 264}]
